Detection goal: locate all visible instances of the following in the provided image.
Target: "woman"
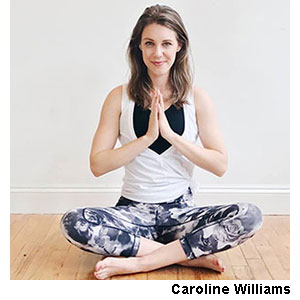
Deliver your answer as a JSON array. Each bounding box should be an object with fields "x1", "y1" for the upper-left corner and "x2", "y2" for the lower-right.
[{"x1": 60, "y1": 4, "x2": 263, "y2": 280}]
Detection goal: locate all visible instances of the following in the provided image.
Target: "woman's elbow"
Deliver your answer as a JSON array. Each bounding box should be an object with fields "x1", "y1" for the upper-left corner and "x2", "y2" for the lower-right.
[
  {"x1": 91, "y1": 168, "x2": 102, "y2": 177},
  {"x1": 216, "y1": 167, "x2": 227, "y2": 177},
  {"x1": 90, "y1": 158, "x2": 103, "y2": 177},
  {"x1": 216, "y1": 158, "x2": 228, "y2": 177}
]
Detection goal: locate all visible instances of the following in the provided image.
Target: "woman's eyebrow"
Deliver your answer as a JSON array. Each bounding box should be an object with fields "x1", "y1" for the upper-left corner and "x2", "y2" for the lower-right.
[{"x1": 142, "y1": 37, "x2": 173, "y2": 42}]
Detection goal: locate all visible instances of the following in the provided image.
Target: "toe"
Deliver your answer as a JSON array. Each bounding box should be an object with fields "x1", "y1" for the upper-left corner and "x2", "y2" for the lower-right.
[
  {"x1": 98, "y1": 271, "x2": 108, "y2": 280},
  {"x1": 95, "y1": 261, "x2": 103, "y2": 272},
  {"x1": 95, "y1": 271, "x2": 106, "y2": 280},
  {"x1": 216, "y1": 258, "x2": 225, "y2": 272},
  {"x1": 94, "y1": 271, "x2": 101, "y2": 280}
]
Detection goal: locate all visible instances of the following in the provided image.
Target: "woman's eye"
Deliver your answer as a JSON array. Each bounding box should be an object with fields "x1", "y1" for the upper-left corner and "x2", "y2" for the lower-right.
[{"x1": 144, "y1": 41, "x2": 172, "y2": 47}]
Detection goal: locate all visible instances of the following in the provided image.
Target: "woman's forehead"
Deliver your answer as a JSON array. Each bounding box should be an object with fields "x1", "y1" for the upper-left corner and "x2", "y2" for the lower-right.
[{"x1": 141, "y1": 23, "x2": 177, "y2": 41}]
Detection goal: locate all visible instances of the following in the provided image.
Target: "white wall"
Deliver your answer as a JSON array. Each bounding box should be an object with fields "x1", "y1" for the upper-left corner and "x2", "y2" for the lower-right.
[{"x1": 11, "y1": 0, "x2": 289, "y2": 214}]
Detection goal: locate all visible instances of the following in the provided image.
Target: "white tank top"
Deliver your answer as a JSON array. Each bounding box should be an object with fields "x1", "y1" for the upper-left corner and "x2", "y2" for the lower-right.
[{"x1": 119, "y1": 84, "x2": 200, "y2": 203}]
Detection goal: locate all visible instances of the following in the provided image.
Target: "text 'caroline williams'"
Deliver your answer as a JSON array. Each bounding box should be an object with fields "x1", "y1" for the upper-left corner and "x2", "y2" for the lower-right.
[{"x1": 171, "y1": 283, "x2": 290, "y2": 295}]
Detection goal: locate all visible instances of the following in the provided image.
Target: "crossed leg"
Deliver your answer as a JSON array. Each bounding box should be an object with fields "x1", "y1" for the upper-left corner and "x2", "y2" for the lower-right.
[
  {"x1": 136, "y1": 236, "x2": 224, "y2": 271},
  {"x1": 94, "y1": 202, "x2": 263, "y2": 279},
  {"x1": 94, "y1": 237, "x2": 225, "y2": 280},
  {"x1": 60, "y1": 201, "x2": 262, "y2": 280}
]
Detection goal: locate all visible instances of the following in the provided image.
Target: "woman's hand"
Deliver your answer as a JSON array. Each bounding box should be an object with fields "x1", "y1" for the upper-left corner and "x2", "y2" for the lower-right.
[
  {"x1": 157, "y1": 90, "x2": 176, "y2": 142},
  {"x1": 145, "y1": 89, "x2": 160, "y2": 143}
]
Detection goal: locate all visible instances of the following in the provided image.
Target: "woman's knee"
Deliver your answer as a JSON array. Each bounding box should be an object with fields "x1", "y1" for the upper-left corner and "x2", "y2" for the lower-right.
[
  {"x1": 238, "y1": 202, "x2": 263, "y2": 235},
  {"x1": 60, "y1": 207, "x2": 137, "y2": 257},
  {"x1": 60, "y1": 208, "x2": 90, "y2": 246}
]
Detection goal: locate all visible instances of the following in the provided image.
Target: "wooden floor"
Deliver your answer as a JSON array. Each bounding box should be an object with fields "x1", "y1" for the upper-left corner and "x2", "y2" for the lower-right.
[{"x1": 10, "y1": 214, "x2": 290, "y2": 280}]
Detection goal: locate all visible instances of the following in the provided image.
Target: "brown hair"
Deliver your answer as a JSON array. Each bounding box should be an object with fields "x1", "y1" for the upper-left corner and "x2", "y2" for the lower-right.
[{"x1": 127, "y1": 4, "x2": 193, "y2": 110}]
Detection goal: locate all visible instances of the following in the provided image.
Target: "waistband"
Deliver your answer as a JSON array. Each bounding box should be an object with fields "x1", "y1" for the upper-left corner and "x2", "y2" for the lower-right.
[{"x1": 115, "y1": 187, "x2": 193, "y2": 207}]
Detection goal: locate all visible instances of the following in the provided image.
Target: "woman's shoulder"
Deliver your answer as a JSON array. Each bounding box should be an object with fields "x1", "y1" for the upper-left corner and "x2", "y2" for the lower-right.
[
  {"x1": 102, "y1": 85, "x2": 124, "y2": 114},
  {"x1": 192, "y1": 85, "x2": 209, "y2": 100},
  {"x1": 105, "y1": 84, "x2": 125, "y2": 103},
  {"x1": 107, "y1": 84, "x2": 123, "y2": 99},
  {"x1": 192, "y1": 85, "x2": 214, "y2": 114}
]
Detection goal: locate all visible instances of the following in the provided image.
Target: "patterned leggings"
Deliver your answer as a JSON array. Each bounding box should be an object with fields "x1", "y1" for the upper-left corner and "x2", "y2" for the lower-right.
[{"x1": 60, "y1": 188, "x2": 263, "y2": 260}]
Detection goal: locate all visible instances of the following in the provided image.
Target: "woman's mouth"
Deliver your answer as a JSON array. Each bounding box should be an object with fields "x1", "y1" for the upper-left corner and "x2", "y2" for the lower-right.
[{"x1": 152, "y1": 61, "x2": 165, "y2": 66}]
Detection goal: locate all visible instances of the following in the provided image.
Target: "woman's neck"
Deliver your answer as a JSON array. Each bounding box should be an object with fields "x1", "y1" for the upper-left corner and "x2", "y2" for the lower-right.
[{"x1": 149, "y1": 73, "x2": 172, "y2": 100}]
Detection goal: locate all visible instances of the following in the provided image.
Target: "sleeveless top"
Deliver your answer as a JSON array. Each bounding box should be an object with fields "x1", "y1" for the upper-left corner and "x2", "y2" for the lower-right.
[{"x1": 119, "y1": 84, "x2": 200, "y2": 203}]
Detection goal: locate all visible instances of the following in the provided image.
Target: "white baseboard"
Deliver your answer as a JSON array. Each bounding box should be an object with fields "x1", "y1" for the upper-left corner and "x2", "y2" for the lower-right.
[{"x1": 10, "y1": 186, "x2": 289, "y2": 214}]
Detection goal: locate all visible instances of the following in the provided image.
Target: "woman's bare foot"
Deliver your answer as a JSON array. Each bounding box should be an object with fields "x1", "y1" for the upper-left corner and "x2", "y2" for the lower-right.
[
  {"x1": 178, "y1": 254, "x2": 225, "y2": 273},
  {"x1": 94, "y1": 257, "x2": 144, "y2": 280},
  {"x1": 94, "y1": 254, "x2": 224, "y2": 279}
]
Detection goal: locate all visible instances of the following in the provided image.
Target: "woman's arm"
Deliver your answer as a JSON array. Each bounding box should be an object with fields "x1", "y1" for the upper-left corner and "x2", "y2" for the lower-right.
[
  {"x1": 90, "y1": 86, "x2": 159, "y2": 177},
  {"x1": 166, "y1": 86, "x2": 228, "y2": 177}
]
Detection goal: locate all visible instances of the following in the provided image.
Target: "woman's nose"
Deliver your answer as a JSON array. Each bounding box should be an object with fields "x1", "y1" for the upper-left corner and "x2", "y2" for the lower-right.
[{"x1": 153, "y1": 45, "x2": 163, "y2": 57}]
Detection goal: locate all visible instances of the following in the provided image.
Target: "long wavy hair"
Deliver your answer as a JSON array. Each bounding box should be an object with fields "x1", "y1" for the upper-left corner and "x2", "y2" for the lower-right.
[{"x1": 127, "y1": 4, "x2": 193, "y2": 110}]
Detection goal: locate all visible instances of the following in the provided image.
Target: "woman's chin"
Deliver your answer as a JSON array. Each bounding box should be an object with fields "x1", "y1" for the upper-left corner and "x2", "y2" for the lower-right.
[{"x1": 148, "y1": 68, "x2": 170, "y2": 77}]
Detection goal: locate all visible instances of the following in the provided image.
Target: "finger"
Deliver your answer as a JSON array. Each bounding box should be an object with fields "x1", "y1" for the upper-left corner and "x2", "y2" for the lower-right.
[
  {"x1": 158, "y1": 89, "x2": 162, "y2": 100},
  {"x1": 151, "y1": 91, "x2": 157, "y2": 109},
  {"x1": 159, "y1": 95, "x2": 163, "y2": 108},
  {"x1": 153, "y1": 101, "x2": 159, "y2": 116},
  {"x1": 151, "y1": 97, "x2": 155, "y2": 110},
  {"x1": 151, "y1": 90, "x2": 156, "y2": 106},
  {"x1": 158, "y1": 96, "x2": 163, "y2": 110},
  {"x1": 158, "y1": 103, "x2": 163, "y2": 117},
  {"x1": 153, "y1": 103, "x2": 158, "y2": 115},
  {"x1": 154, "y1": 89, "x2": 159, "y2": 103},
  {"x1": 157, "y1": 102, "x2": 161, "y2": 113}
]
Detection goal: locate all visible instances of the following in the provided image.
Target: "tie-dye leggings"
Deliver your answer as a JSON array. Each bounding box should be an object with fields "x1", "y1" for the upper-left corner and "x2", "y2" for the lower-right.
[{"x1": 60, "y1": 187, "x2": 263, "y2": 260}]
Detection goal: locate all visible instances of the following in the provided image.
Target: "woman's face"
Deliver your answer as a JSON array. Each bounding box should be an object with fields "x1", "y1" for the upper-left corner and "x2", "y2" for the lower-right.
[{"x1": 139, "y1": 23, "x2": 181, "y2": 78}]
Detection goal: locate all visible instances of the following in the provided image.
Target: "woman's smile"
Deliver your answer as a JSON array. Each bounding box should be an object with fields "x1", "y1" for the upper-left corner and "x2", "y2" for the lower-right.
[{"x1": 151, "y1": 61, "x2": 166, "y2": 66}]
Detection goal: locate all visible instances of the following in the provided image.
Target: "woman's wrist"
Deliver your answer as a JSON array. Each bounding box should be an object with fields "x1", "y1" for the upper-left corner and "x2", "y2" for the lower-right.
[
  {"x1": 142, "y1": 134, "x2": 156, "y2": 146},
  {"x1": 165, "y1": 131, "x2": 178, "y2": 145}
]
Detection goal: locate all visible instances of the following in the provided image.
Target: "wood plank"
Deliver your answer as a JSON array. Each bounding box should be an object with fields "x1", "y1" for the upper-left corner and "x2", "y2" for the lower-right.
[
  {"x1": 247, "y1": 258, "x2": 272, "y2": 280},
  {"x1": 252, "y1": 230, "x2": 289, "y2": 280},
  {"x1": 112, "y1": 272, "x2": 147, "y2": 280},
  {"x1": 75, "y1": 252, "x2": 102, "y2": 280},
  {"x1": 214, "y1": 251, "x2": 235, "y2": 280},
  {"x1": 38, "y1": 246, "x2": 71, "y2": 280},
  {"x1": 11, "y1": 215, "x2": 57, "y2": 279},
  {"x1": 274, "y1": 216, "x2": 290, "y2": 235},
  {"x1": 177, "y1": 263, "x2": 220, "y2": 280},
  {"x1": 240, "y1": 239, "x2": 261, "y2": 260},
  {"x1": 111, "y1": 274, "x2": 132, "y2": 280},
  {"x1": 177, "y1": 265, "x2": 199, "y2": 280},
  {"x1": 10, "y1": 215, "x2": 30, "y2": 242},
  {"x1": 226, "y1": 246, "x2": 247, "y2": 267},
  {"x1": 24, "y1": 215, "x2": 70, "y2": 280},
  {"x1": 260, "y1": 224, "x2": 290, "y2": 272},
  {"x1": 22, "y1": 215, "x2": 60, "y2": 279},
  {"x1": 232, "y1": 265, "x2": 254, "y2": 280},
  {"x1": 254, "y1": 244, "x2": 289, "y2": 279},
  {"x1": 128, "y1": 272, "x2": 147, "y2": 279},
  {"x1": 197, "y1": 268, "x2": 220, "y2": 280},
  {"x1": 253, "y1": 217, "x2": 290, "y2": 276},
  {"x1": 57, "y1": 245, "x2": 84, "y2": 280},
  {"x1": 147, "y1": 265, "x2": 178, "y2": 280},
  {"x1": 20, "y1": 215, "x2": 61, "y2": 279},
  {"x1": 226, "y1": 245, "x2": 255, "y2": 280},
  {"x1": 11, "y1": 214, "x2": 53, "y2": 267}
]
